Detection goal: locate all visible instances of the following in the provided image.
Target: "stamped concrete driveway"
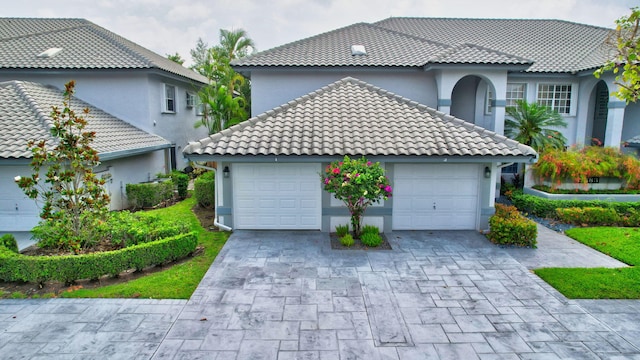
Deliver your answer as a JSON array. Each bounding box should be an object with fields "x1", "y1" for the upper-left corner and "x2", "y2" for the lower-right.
[{"x1": 1, "y1": 229, "x2": 640, "y2": 359}]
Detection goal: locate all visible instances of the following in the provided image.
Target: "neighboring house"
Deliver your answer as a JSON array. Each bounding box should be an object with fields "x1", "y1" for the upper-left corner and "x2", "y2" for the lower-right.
[
  {"x1": 0, "y1": 81, "x2": 171, "y2": 232},
  {"x1": 184, "y1": 17, "x2": 634, "y2": 232},
  {"x1": 0, "y1": 18, "x2": 209, "y2": 170}
]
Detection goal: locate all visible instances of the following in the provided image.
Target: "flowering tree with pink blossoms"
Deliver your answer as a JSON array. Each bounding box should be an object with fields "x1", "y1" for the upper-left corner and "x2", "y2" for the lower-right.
[{"x1": 322, "y1": 156, "x2": 392, "y2": 238}]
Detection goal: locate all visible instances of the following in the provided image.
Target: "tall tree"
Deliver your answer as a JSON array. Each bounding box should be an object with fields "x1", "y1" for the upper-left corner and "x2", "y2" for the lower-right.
[
  {"x1": 594, "y1": 7, "x2": 640, "y2": 103},
  {"x1": 192, "y1": 28, "x2": 255, "y2": 134},
  {"x1": 505, "y1": 100, "x2": 568, "y2": 152},
  {"x1": 190, "y1": 38, "x2": 210, "y2": 76}
]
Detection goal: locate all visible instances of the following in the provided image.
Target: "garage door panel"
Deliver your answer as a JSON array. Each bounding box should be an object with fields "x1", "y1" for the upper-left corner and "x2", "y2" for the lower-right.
[
  {"x1": 234, "y1": 163, "x2": 321, "y2": 229},
  {"x1": 393, "y1": 164, "x2": 479, "y2": 230}
]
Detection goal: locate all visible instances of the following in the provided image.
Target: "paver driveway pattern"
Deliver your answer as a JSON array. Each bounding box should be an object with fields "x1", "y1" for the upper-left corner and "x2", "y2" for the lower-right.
[{"x1": 1, "y1": 229, "x2": 639, "y2": 359}]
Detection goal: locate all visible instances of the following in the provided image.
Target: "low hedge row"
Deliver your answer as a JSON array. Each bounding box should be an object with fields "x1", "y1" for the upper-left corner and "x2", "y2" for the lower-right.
[
  {"x1": 556, "y1": 207, "x2": 640, "y2": 227},
  {"x1": 0, "y1": 232, "x2": 197, "y2": 285},
  {"x1": 510, "y1": 192, "x2": 640, "y2": 218},
  {"x1": 126, "y1": 180, "x2": 174, "y2": 210},
  {"x1": 488, "y1": 204, "x2": 537, "y2": 248}
]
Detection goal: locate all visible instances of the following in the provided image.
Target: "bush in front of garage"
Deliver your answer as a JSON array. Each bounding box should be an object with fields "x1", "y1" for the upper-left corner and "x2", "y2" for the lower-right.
[
  {"x1": 488, "y1": 204, "x2": 537, "y2": 248},
  {"x1": 0, "y1": 232, "x2": 197, "y2": 285},
  {"x1": 194, "y1": 171, "x2": 215, "y2": 208}
]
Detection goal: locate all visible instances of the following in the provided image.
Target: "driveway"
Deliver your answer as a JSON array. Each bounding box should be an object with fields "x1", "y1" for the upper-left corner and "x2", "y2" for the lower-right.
[{"x1": 1, "y1": 229, "x2": 639, "y2": 359}]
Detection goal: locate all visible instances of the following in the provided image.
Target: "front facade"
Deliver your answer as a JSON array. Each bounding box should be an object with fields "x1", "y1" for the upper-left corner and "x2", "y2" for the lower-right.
[
  {"x1": 184, "y1": 78, "x2": 536, "y2": 232},
  {"x1": 186, "y1": 17, "x2": 634, "y2": 232}
]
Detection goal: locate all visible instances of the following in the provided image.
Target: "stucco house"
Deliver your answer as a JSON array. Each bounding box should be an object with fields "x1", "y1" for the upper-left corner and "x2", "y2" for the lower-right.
[
  {"x1": 0, "y1": 18, "x2": 208, "y2": 232},
  {"x1": 184, "y1": 17, "x2": 632, "y2": 232},
  {"x1": 0, "y1": 81, "x2": 170, "y2": 232}
]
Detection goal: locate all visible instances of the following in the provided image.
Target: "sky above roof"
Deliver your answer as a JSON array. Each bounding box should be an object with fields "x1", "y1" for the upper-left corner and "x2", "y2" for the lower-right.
[{"x1": 4, "y1": 0, "x2": 639, "y2": 67}]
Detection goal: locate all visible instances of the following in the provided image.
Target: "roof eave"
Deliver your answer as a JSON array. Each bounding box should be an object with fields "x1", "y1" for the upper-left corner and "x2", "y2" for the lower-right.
[
  {"x1": 98, "y1": 143, "x2": 171, "y2": 162},
  {"x1": 423, "y1": 63, "x2": 532, "y2": 72}
]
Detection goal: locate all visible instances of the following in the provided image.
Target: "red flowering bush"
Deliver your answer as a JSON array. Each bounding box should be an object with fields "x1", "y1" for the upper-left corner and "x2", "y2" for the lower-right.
[{"x1": 322, "y1": 156, "x2": 392, "y2": 237}]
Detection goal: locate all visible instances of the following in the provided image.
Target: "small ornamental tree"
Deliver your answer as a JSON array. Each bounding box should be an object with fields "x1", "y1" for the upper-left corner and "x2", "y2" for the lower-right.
[
  {"x1": 15, "y1": 81, "x2": 110, "y2": 252},
  {"x1": 322, "y1": 156, "x2": 392, "y2": 238}
]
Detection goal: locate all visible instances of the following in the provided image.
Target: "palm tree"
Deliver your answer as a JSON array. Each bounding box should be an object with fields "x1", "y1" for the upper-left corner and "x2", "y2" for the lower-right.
[
  {"x1": 216, "y1": 28, "x2": 255, "y2": 60},
  {"x1": 505, "y1": 100, "x2": 568, "y2": 151}
]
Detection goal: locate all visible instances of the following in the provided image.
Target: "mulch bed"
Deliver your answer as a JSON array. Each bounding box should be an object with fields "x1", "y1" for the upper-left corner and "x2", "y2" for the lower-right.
[{"x1": 330, "y1": 233, "x2": 393, "y2": 250}]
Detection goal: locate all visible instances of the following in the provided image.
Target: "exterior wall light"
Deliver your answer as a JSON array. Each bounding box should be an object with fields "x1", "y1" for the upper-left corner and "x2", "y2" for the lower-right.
[
  {"x1": 223, "y1": 166, "x2": 230, "y2": 178},
  {"x1": 484, "y1": 166, "x2": 491, "y2": 178}
]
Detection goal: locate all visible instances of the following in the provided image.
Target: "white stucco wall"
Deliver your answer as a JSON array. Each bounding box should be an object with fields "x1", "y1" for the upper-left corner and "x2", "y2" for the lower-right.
[
  {"x1": 0, "y1": 71, "x2": 207, "y2": 170},
  {"x1": 250, "y1": 70, "x2": 437, "y2": 116}
]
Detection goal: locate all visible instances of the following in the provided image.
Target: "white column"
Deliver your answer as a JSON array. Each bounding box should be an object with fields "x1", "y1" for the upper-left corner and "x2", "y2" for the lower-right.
[{"x1": 604, "y1": 100, "x2": 626, "y2": 147}]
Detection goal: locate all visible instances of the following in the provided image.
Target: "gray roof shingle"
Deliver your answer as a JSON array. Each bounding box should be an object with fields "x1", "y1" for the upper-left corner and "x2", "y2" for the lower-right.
[
  {"x1": 626, "y1": 135, "x2": 640, "y2": 148},
  {"x1": 233, "y1": 18, "x2": 611, "y2": 73},
  {"x1": 0, "y1": 18, "x2": 207, "y2": 83},
  {"x1": 184, "y1": 77, "x2": 536, "y2": 159},
  {"x1": 0, "y1": 80, "x2": 171, "y2": 160}
]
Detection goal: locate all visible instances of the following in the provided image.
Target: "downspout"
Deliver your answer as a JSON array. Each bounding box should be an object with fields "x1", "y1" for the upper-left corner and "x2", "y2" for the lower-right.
[{"x1": 193, "y1": 163, "x2": 232, "y2": 231}]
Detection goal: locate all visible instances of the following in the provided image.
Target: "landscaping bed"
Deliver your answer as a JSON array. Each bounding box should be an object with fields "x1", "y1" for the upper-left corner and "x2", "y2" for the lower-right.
[{"x1": 330, "y1": 232, "x2": 392, "y2": 250}]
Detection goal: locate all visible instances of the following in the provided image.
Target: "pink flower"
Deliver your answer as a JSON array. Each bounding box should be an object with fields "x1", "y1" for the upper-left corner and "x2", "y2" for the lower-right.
[
  {"x1": 367, "y1": 161, "x2": 372, "y2": 166},
  {"x1": 384, "y1": 185, "x2": 392, "y2": 193},
  {"x1": 332, "y1": 168, "x2": 340, "y2": 174},
  {"x1": 324, "y1": 178, "x2": 330, "y2": 185}
]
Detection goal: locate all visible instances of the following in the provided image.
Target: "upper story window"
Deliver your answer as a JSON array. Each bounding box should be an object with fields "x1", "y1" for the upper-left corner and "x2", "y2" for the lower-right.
[
  {"x1": 485, "y1": 87, "x2": 494, "y2": 115},
  {"x1": 506, "y1": 83, "x2": 526, "y2": 108},
  {"x1": 537, "y1": 84, "x2": 573, "y2": 115},
  {"x1": 186, "y1": 92, "x2": 195, "y2": 108},
  {"x1": 163, "y1": 84, "x2": 176, "y2": 113}
]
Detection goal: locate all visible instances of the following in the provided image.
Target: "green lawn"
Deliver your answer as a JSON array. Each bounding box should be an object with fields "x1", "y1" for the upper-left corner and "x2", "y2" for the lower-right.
[
  {"x1": 61, "y1": 196, "x2": 228, "y2": 299},
  {"x1": 534, "y1": 227, "x2": 640, "y2": 299}
]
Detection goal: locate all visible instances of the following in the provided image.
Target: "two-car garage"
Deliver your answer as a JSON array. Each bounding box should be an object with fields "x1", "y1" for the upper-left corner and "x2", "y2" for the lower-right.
[{"x1": 231, "y1": 163, "x2": 481, "y2": 231}]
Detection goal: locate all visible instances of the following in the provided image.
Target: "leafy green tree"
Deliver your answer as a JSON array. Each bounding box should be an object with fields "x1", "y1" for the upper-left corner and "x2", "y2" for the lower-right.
[
  {"x1": 505, "y1": 100, "x2": 568, "y2": 151},
  {"x1": 322, "y1": 156, "x2": 392, "y2": 238},
  {"x1": 594, "y1": 7, "x2": 640, "y2": 103},
  {"x1": 15, "y1": 81, "x2": 110, "y2": 252},
  {"x1": 166, "y1": 52, "x2": 185, "y2": 65},
  {"x1": 192, "y1": 28, "x2": 255, "y2": 134}
]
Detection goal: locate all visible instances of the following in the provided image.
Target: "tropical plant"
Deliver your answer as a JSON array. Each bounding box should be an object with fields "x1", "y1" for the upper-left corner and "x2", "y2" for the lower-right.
[
  {"x1": 15, "y1": 81, "x2": 110, "y2": 252},
  {"x1": 505, "y1": 100, "x2": 568, "y2": 151},
  {"x1": 166, "y1": 52, "x2": 185, "y2": 65},
  {"x1": 594, "y1": 7, "x2": 640, "y2": 103},
  {"x1": 192, "y1": 28, "x2": 255, "y2": 134},
  {"x1": 322, "y1": 156, "x2": 392, "y2": 238}
]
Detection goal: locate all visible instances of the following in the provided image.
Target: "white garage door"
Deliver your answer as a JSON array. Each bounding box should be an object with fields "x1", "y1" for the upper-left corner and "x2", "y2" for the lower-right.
[
  {"x1": 233, "y1": 163, "x2": 321, "y2": 229},
  {"x1": 393, "y1": 164, "x2": 480, "y2": 230}
]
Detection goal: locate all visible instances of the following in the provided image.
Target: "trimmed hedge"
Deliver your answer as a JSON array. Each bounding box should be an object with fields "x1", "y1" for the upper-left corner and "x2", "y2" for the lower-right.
[
  {"x1": 194, "y1": 171, "x2": 215, "y2": 208},
  {"x1": 510, "y1": 191, "x2": 640, "y2": 218},
  {"x1": 126, "y1": 180, "x2": 174, "y2": 210},
  {"x1": 0, "y1": 232, "x2": 197, "y2": 285},
  {"x1": 487, "y1": 204, "x2": 537, "y2": 248},
  {"x1": 556, "y1": 207, "x2": 620, "y2": 226},
  {"x1": 0, "y1": 234, "x2": 19, "y2": 253},
  {"x1": 171, "y1": 171, "x2": 189, "y2": 199}
]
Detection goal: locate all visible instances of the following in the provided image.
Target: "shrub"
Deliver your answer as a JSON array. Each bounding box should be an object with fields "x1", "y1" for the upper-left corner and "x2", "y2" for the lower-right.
[
  {"x1": 339, "y1": 234, "x2": 354, "y2": 247},
  {"x1": 556, "y1": 207, "x2": 621, "y2": 226},
  {"x1": 360, "y1": 232, "x2": 382, "y2": 247},
  {"x1": 0, "y1": 232, "x2": 198, "y2": 285},
  {"x1": 335, "y1": 224, "x2": 349, "y2": 237},
  {"x1": 487, "y1": 204, "x2": 537, "y2": 248},
  {"x1": 533, "y1": 146, "x2": 640, "y2": 189},
  {"x1": 171, "y1": 171, "x2": 190, "y2": 199},
  {"x1": 511, "y1": 191, "x2": 640, "y2": 218},
  {"x1": 107, "y1": 211, "x2": 189, "y2": 248},
  {"x1": 31, "y1": 214, "x2": 109, "y2": 251},
  {"x1": 126, "y1": 180, "x2": 174, "y2": 210},
  {"x1": 361, "y1": 225, "x2": 380, "y2": 235},
  {"x1": 0, "y1": 234, "x2": 19, "y2": 253},
  {"x1": 194, "y1": 171, "x2": 215, "y2": 208}
]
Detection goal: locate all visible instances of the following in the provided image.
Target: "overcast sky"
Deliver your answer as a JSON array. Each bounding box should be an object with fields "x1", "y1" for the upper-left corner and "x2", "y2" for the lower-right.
[{"x1": 5, "y1": 0, "x2": 640, "y2": 66}]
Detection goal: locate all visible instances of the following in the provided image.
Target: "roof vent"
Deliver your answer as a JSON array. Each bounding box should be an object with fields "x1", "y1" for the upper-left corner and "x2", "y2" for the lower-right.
[
  {"x1": 351, "y1": 45, "x2": 367, "y2": 56},
  {"x1": 37, "y1": 47, "x2": 63, "y2": 58}
]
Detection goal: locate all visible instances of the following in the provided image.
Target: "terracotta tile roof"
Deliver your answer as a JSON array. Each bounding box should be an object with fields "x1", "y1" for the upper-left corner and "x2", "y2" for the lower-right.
[
  {"x1": 0, "y1": 18, "x2": 207, "y2": 83},
  {"x1": 233, "y1": 18, "x2": 611, "y2": 73},
  {"x1": 184, "y1": 77, "x2": 537, "y2": 160},
  {"x1": 0, "y1": 81, "x2": 170, "y2": 160}
]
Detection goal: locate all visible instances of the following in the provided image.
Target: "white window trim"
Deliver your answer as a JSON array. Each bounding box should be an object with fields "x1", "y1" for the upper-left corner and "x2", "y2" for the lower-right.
[
  {"x1": 505, "y1": 83, "x2": 527, "y2": 108},
  {"x1": 484, "y1": 86, "x2": 493, "y2": 115},
  {"x1": 535, "y1": 82, "x2": 578, "y2": 116},
  {"x1": 163, "y1": 84, "x2": 176, "y2": 113},
  {"x1": 186, "y1": 92, "x2": 195, "y2": 108}
]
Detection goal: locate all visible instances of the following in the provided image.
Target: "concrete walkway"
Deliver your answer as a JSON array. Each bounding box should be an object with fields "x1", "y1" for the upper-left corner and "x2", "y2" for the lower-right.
[{"x1": 1, "y1": 229, "x2": 640, "y2": 359}]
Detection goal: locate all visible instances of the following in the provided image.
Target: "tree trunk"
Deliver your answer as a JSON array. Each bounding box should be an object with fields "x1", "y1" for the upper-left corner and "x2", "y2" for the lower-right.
[{"x1": 351, "y1": 212, "x2": 362, "y2": 238}]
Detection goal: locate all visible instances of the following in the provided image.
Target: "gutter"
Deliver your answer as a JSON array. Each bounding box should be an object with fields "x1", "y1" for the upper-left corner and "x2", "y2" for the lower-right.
[{"x1": 193, "y1": 163, "x2": 232, "y2": 232}]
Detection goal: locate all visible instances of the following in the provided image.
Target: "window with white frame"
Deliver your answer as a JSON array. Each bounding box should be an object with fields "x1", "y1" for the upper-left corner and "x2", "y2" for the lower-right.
[
  {"x1": 186, "y1": 92, "x2": 195, "y2": 108},
  {"x1": 506, "y1": 83, "x2": 526, "y2": 107},
  {"x1": 195, "y1": 96, "x2": 205, "y2": 116},
  {"x1": 163, "y1": 84, "x2": 176, "y2": 113},
  {"x1": 485, "y1": 86, "x2": 493, "y2": 115},
  {"x1": 537, "y1": 84, "x2": 572, "y2": 114}
]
